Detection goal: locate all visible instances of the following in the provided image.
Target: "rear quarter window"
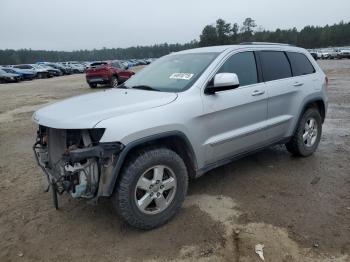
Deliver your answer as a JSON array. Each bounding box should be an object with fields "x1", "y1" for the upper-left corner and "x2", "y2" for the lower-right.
[
  {"x1": 260, "y1": 51, "x2": 292, "y2": 82},
  {"x1": 286, "y1": 52, "x2": 315, "y2": 76}
]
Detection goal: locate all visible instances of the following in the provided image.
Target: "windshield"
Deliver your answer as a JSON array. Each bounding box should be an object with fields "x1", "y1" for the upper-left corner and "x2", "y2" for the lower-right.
[{"x1": 123, "y1": 52, "x2": 219, "y2": 92}]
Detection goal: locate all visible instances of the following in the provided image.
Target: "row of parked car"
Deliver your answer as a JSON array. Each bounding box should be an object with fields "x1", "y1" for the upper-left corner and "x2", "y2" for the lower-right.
[
  {"x1": 309, "y1": 47, "x2": 350, "y2": 60},
  {"x1": 0, "y1": 59, "x2": 155, "y2": 84},
  {"x1": 0, "y1": 62, "x2": 87, "y2": 84},
  {"x1": 122, "y1": 58, "x2": 154, "y2": 67}
]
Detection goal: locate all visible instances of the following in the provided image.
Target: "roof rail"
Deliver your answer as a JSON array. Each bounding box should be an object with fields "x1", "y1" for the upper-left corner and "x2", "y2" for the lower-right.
[{"x1": 239, "y1": 42, "x2": 295, "y2": 46}]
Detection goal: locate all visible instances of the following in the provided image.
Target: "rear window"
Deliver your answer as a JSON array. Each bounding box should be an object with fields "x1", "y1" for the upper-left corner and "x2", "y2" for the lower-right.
[
  {"x1": 90, "y1": 62, "x2": 107, "y2": 67},
  {"x1": 286, "y1": 52, "x2": 315, "y2": 76},
  {"x1": 260, "y1": 51, "x2": 292, "y2": 82}
]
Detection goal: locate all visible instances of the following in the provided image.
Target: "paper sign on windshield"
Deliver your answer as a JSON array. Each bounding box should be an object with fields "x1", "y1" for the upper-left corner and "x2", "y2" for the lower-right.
[{"x1": 169, "y1": 73, "x2": 194, "y2": 80}]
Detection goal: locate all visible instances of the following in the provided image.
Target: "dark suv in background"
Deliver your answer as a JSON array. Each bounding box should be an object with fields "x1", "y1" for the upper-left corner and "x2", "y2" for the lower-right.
[{"x1": 85, "y1": 60, "x2": 135, "y2": 88}]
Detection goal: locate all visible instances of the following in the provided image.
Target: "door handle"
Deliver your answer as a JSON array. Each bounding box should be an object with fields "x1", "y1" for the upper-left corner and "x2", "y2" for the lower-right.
[
  {"x1": 293, "y1": 82, "x2": 304, "y2": 87},
  {"x1": 251, "y1": 90, "x2": 265, "y2": 96}
]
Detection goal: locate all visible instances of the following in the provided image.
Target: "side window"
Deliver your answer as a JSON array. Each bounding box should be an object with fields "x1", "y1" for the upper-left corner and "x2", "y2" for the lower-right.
[
  {"x1": 218, "y1": 52, "x2": 258, "y2": 86},
  {"x1": 286, "y1": 52, "x2": 315, "y2": 76},
  {"x1": 260, "y1": 51, "x2": 292, "y2": 81}
]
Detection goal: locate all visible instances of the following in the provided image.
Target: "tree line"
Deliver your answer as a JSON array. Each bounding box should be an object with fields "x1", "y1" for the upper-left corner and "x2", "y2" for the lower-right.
[
  {"x1": 0, "y1": 19, "x2": 349, "y2": 65},
  {"x1": 0, "y1": 42, "x2": 198, "y2": 65},
  {"x1": 199, "y1": 18, "x2": 350, "y2": 48}
]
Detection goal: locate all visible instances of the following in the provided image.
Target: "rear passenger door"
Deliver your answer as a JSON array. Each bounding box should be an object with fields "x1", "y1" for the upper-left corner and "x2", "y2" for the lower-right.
[
  {"x1": 259, "y1": 51, "x2": 315, "y2": 141},
  {"x1": 202, "y1": 51, "x2": 268, "y2": 164}
]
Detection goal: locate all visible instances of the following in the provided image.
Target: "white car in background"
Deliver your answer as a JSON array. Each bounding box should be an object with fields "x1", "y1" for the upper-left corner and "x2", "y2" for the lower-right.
[
  {"x1": 61, "y1": 62, "x2": 85, "y2": 73},
  {"x1": 320, "y1": 50, "x2": 330, "y2": 59},
  {"x1": 69, "y1": 64, "x2": 85, "y2": 73},
  {"x1": 338, "y1": 49, "x2": 350, "y2": 59}
]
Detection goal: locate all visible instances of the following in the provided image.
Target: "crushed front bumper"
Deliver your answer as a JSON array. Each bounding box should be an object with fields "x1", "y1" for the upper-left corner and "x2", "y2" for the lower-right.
[{"x1": 33, "y1": 128, "x2": 124, "y2": 208}]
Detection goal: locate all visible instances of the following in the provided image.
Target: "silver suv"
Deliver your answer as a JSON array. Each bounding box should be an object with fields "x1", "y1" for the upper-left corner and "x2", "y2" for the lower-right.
[{"x1": 33, "y1": 43, "x2": 328, "y2": 229}]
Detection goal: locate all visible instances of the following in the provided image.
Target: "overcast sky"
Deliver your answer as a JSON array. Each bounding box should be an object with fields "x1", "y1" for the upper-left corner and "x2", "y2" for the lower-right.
[{"x1": 0, "y1": 0, "x2": 349, "y2": 51}]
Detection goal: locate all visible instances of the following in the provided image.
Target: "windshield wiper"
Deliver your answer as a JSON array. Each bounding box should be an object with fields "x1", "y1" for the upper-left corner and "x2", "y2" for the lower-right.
[{"x1": 131, "y1": 85, "x2": 160, "y2": 91}]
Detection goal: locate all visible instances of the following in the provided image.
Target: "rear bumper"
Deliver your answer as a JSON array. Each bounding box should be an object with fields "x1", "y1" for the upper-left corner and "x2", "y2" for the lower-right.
[{"x1": 86, "y1": 75, "x2": 111, "y2": 84}]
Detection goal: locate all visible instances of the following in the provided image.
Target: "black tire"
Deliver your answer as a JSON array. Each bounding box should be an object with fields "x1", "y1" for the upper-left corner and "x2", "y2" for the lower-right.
[
  {"x1": 89, "y1": 83, "x2": 97, "y2": 88},
  {"x1": 37, "y1": 72, "x2": 44, "y2": 79},
  {"x1": 286, "y1": 107, "x2": 322, "y2": 157},
  {"x1": 113, "y1": 148, "x2": 188, "y2": 229},
  {"x1": 110, "y1": 76, "x2": 119, "y2": 88}
]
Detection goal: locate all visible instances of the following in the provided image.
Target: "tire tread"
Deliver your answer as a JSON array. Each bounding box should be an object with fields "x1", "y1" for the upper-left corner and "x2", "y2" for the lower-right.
[{"x1": 114, "y1": 147, "x2": 188, "y2": 229}]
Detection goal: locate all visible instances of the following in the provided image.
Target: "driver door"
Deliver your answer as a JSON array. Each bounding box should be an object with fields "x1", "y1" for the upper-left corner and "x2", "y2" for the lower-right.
[{"x1": 201, "y1": 51, "x2": 268, "y2": 165}]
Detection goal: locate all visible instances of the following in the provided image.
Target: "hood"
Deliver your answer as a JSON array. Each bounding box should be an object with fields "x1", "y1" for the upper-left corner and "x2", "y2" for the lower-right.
[{"x1": 33, "y1": 88, "x2": 177, "y2": 129}]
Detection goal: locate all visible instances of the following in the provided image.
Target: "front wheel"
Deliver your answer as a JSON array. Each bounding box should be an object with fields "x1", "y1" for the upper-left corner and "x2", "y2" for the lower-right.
[
  {"x1": 89, "y1": 83, "x2": 97, "y2": 88},
  {"x1": 113, "y1": 148, "x2": 188, "y2": 229},
  {"x1": 286, "y1": 107, "x2": 322, "y2": 157}
]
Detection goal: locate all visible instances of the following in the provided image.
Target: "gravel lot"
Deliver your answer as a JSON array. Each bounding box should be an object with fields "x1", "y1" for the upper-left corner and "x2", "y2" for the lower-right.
[{"x1": 0, "y1": 61, "x2": 349, "y2": 262}]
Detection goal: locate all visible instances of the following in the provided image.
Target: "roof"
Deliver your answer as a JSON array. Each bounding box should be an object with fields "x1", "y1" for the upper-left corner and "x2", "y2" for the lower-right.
[
  {"x1": 175, "y1": 45, "x2": 234, "y2": 54},
  {"x1": 174, "y1": 43, "x2": 304, "y2": 55}
]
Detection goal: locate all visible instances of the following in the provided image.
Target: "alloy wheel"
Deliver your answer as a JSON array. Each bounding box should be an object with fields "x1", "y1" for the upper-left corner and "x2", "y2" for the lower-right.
[
  {"x1": 134, "y1": 165, "x2": 177, "y2": 215},
  {"x1": 303, "y1": 117, "x2": 318, "y2": 147}
]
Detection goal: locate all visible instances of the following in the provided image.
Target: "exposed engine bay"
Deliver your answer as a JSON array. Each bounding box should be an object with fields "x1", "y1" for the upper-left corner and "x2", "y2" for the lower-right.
[{"x1": 33, "y1": 126, "x2": 122, "y2": 206}]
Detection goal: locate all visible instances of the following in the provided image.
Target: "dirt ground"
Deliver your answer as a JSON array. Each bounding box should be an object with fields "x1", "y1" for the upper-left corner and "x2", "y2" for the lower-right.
[{"x1": 0, "y1": 61, "x2": 349, "y2": 262}]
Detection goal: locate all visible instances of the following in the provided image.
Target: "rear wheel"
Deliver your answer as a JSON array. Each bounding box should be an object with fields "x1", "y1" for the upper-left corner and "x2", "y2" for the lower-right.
[
  {"x1": 113, "y1": 148, "x2": 188, "y2": 229},
  {"x1": 286, "y1": 107, "x2": 322, "y2": 157},
  {"x1": 110, "y1": 76, "x2": 119, "y2": 88},
  {"x1": 89, "y1": 83, "x2": 97, "y2": 88}
]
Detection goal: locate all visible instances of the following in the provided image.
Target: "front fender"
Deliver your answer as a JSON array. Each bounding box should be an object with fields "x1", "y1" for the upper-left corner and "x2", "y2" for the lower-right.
[{"x1": 97, "y1": 130, "x2": 197, "y2": 197}]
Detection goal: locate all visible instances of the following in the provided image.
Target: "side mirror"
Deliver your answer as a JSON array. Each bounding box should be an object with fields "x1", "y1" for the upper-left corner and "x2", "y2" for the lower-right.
[{"x1": 205, "y1": 73, "x2": 240, "y2": 95}]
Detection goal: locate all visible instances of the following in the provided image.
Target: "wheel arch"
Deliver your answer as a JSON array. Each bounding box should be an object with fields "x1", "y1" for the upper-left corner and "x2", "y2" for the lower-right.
[
  {"x1": 106, "y1": 131, "x2": 198, "y2": 196},
  {"x1": 303, "y1": 99, "x2": 326, "y2": 123},
  {"x1": 292, "y1": 97, "x2": 326, "y2": 137}
]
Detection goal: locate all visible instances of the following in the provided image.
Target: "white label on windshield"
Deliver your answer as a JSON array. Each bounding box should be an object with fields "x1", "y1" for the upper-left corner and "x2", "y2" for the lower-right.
[{"x1": 169, "y1": 73, "x2": 194, "y2": 80}]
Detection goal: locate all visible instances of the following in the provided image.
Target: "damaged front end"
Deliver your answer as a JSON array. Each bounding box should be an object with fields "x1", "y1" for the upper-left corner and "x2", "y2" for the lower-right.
[{"x1": 33, "y1": 126, "x2": 123, "y2": 208}]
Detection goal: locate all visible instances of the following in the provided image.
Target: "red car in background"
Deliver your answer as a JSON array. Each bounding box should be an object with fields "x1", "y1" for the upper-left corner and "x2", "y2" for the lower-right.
[{"x1": 85, "y1": 60, "x2": 135, "y2": 88}]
